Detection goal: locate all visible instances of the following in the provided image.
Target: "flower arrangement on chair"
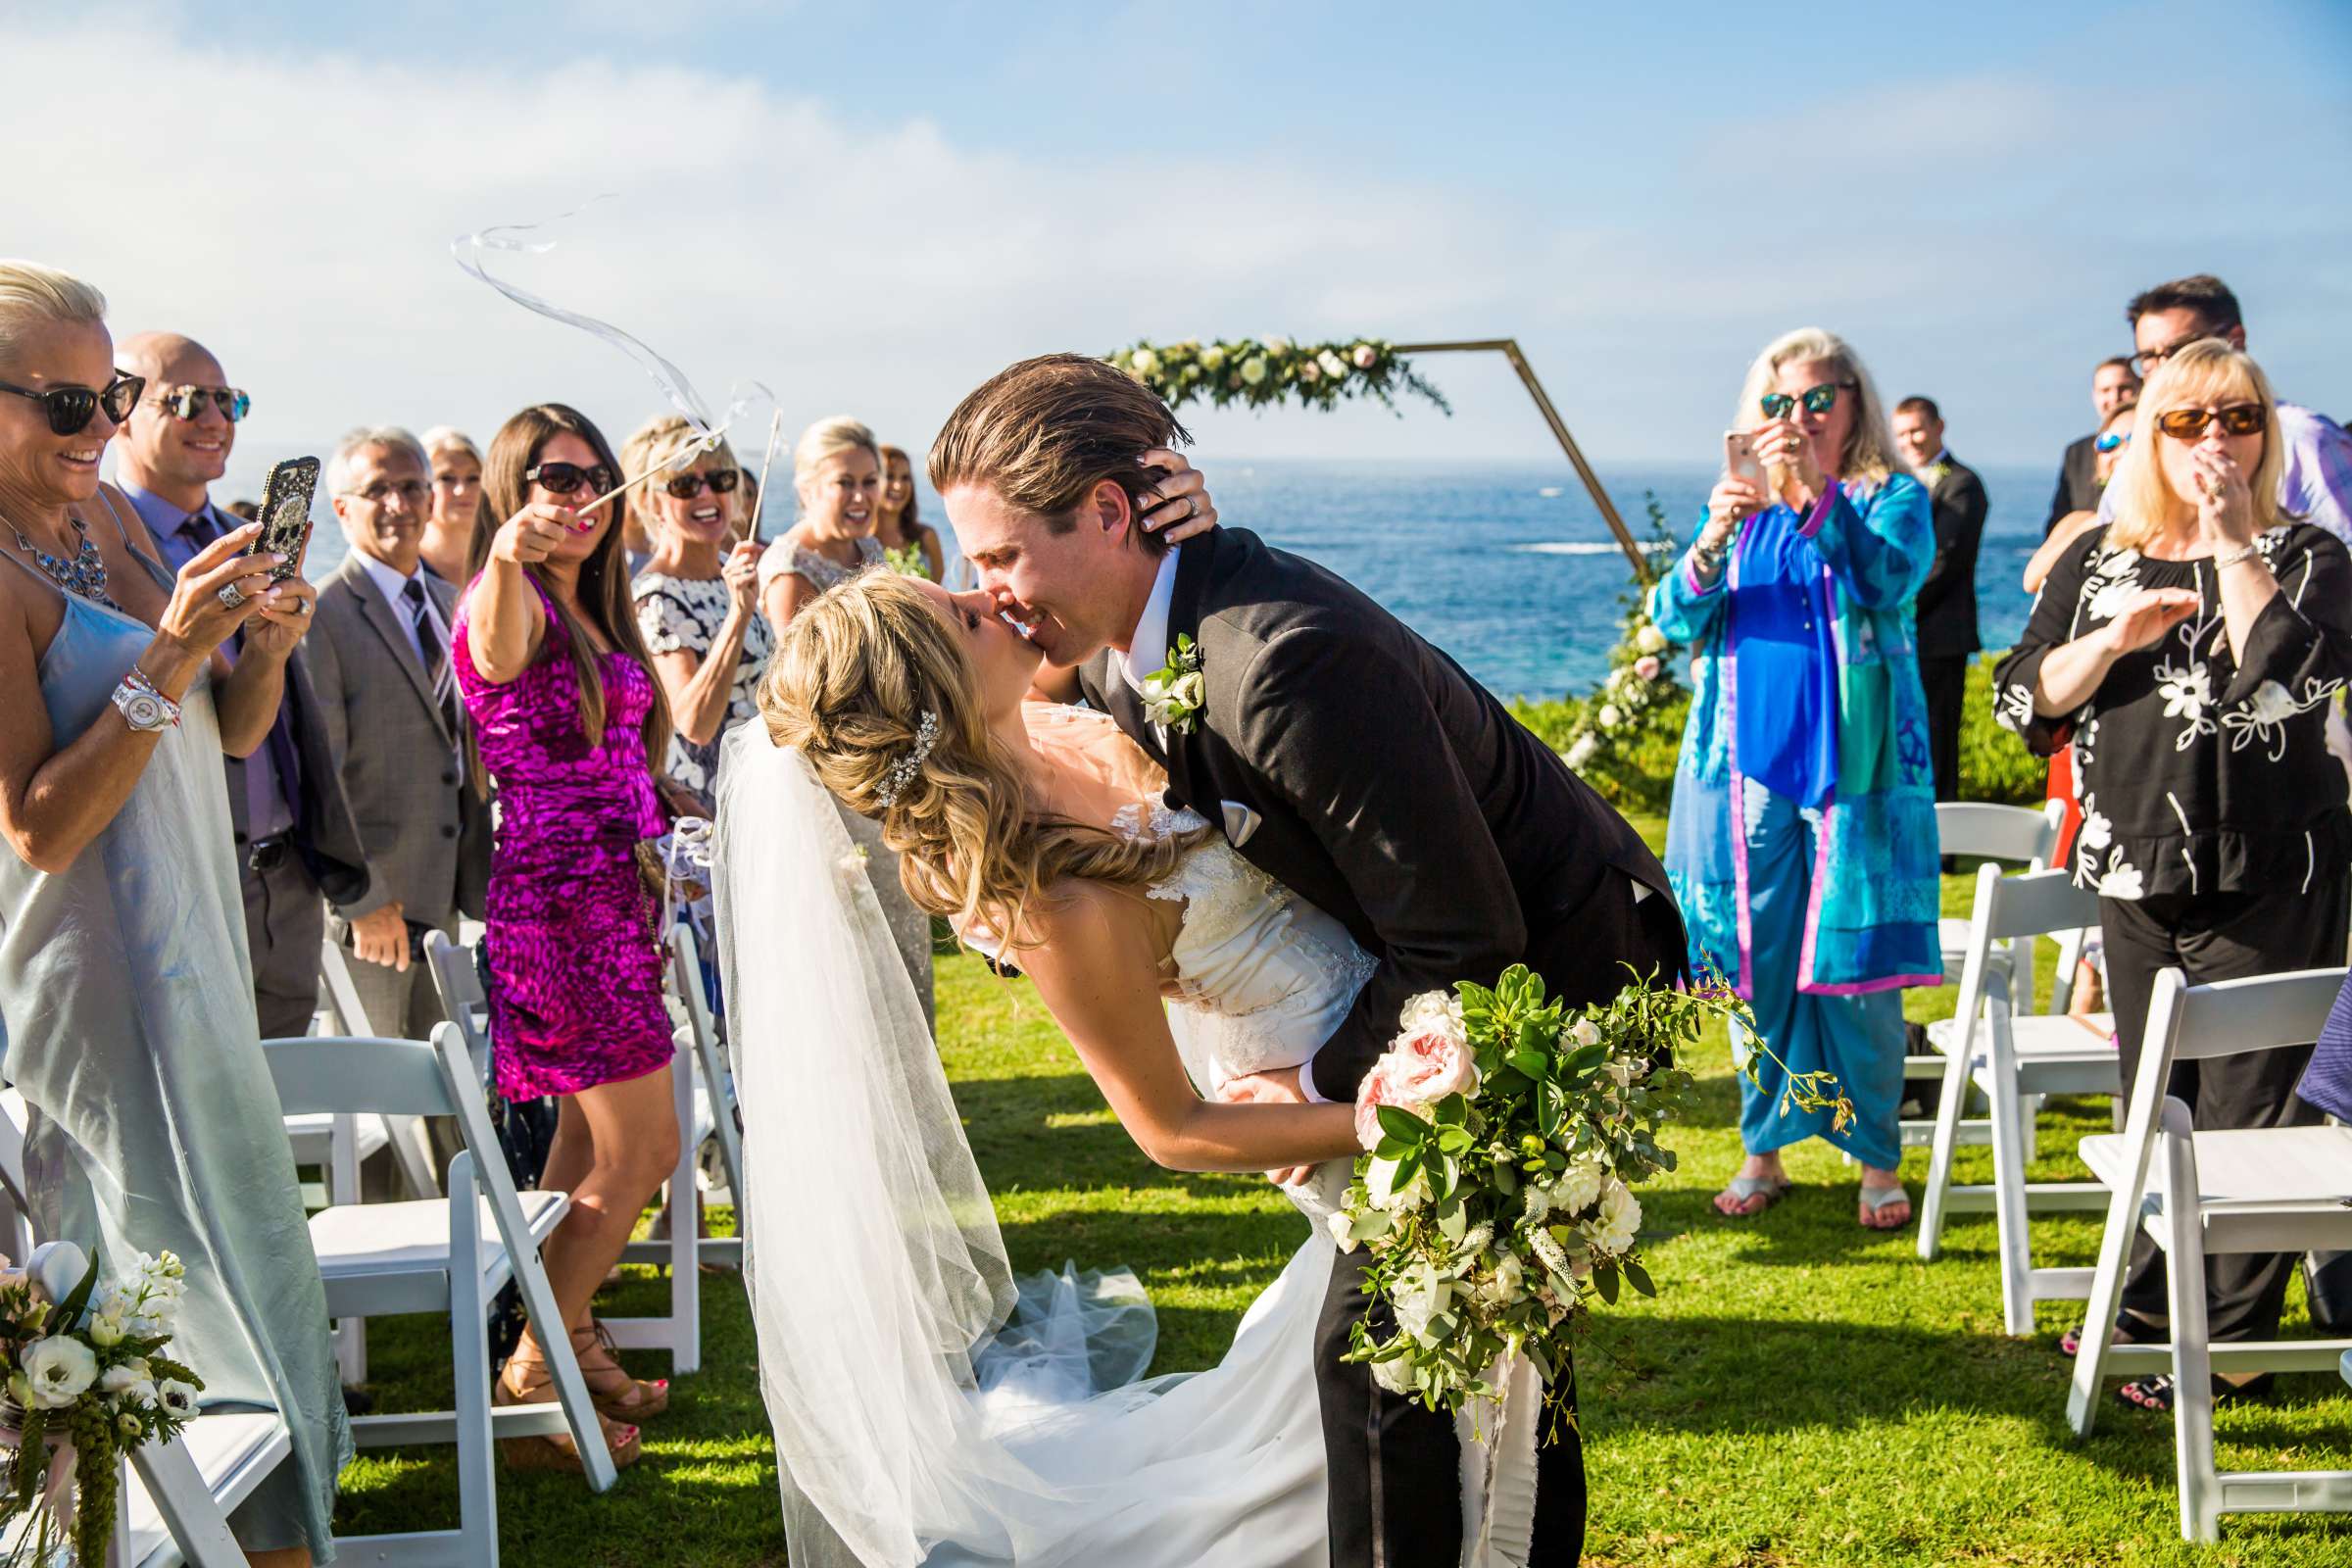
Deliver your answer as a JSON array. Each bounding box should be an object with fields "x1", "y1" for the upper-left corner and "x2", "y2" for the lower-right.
[{"x1": 0, "y1": 1244, "x2": 203, "y2": 1567}]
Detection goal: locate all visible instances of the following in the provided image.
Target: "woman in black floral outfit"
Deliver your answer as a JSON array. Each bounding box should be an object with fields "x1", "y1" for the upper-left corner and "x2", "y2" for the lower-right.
[{"x1": 1994, "y1": 341, "x2": 2352, "y2": 1410}]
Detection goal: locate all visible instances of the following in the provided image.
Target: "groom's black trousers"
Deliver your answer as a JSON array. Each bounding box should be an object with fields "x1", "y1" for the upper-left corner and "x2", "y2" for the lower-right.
[{"x1": 1317, "y1": 871, "x2": 1686, "y2": 1567}]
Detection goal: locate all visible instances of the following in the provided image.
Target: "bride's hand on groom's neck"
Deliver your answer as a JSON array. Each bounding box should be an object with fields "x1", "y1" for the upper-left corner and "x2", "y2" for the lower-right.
[{"x1": 1136, "y1": 449, "x2": 1219, "y2": 545}]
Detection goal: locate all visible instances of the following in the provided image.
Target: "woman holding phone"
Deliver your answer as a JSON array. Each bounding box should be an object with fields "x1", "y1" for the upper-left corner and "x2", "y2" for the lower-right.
[
  {"x1": 1648, "y1": 326, "x2": 1940, "y2": 1230},
  {"x1": 0, "y1": 261, "x2": 346, "y2": 1566},
  {"x1": 456, "y1": 403, "x2": 681, "y2": 1469}
]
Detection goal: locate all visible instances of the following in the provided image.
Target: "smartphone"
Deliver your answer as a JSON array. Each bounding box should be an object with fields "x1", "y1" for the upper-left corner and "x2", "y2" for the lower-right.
[
  {"x1": 1723, "y1": 430, "x2": 1768, "y2": 493},
  {"x1": 246, "y1": 457, "x2": 319, "y2": 583}
]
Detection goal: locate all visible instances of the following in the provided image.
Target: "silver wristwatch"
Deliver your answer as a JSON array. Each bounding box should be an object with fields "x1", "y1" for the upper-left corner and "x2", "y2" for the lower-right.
[{"x1": 112, "y1": 667, "x2": 181, "y2": 733}]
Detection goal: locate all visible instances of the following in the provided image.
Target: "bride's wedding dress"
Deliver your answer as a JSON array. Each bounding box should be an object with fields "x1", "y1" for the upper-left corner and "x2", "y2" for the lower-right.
[{"x1": 714, "y1": 710, "x2": 1534, "y2": 1567}]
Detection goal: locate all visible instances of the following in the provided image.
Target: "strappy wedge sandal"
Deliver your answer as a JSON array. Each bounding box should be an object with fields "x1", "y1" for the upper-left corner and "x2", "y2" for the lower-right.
[
  {"x1": 1713, "y1": 1175, "x2": 1792, "y2": 1217},
  {"x1": 496, "y1": 1343, "x2": 642, "y2": 1472},
  {"x1": 574, "y1": 1319, "x2": 670, "y2": 1422}
]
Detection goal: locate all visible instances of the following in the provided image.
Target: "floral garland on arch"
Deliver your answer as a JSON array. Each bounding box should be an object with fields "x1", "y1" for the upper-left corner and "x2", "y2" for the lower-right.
[
  {"x1": 1550, "y1": 497, "x2": 1690, "y2": 813},
  {"x1": 1106, "y1": 337, "x2": 1450, "y2": 416}
]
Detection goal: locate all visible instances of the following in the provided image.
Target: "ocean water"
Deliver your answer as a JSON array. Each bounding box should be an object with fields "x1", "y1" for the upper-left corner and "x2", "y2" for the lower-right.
[
  {"x1": 1164, "y1": 459, "x2": 2053, "y2": 700},
  {"x1": 307, "y1": 456, "x2": 2057, "y2": 702}
]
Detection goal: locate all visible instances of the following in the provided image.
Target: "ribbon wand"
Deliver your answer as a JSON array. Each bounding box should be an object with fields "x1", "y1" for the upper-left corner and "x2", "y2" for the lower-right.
[{"x1": 736, "y1": 409, "x2": 786, "y2": 547}]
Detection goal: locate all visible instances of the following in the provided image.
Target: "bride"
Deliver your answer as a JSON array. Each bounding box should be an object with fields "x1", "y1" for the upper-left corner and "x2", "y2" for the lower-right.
[{"x1": 717, "y1": 568, "x2": 1518, "y2": 1566}]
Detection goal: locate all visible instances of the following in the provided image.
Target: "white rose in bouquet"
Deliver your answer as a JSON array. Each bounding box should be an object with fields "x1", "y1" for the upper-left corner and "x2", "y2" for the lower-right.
[
  {"x1": 1317, "y1": 349, "x2": 1349, "y2": 379},
  {"x1": 24, "y1": 1335, "x2": 99, "y2": 1407},
  {"x1": 1391, "y1": 1261, "x2": 1450, "y2": 1346},
  {"x1": 1479, "y1": 1252, "x2": 1527, "y2": 1307},
  {"x1": 1569, "y1": 1018, "x2": 1603, "y2": 1049},
  {"x1": 1635, "y1": 623, "x2": 1668, "y2": 655},
  {"x1": 1263, "y1": 335, "x2": 1292, "y2": 355},
  {"x1": 1365, "y1": 1152, "x2": 1432, "y2": 1212},
  {"x1": 1240, "y1": 356, "x2": 1269, "y2": 386},
  {"x1": 1565, "y1": 734, "x2": 1599, "y2": 769},
  {"x1": 1371, "y1": 1354, "x2": 1413, "y2": 1394},
  {"x1": 1596, "y1": 703, "x2": 1623, "y2": 729},
  {"x1": 1129, "y1": 347, "x2": 1161, "y2": 378},
  {"x1": 1200, "y1": 344, "x2": 1227, "y2": 371}
]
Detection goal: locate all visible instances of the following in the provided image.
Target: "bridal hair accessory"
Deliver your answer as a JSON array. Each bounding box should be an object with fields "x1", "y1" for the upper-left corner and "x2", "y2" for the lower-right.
[{"x1": 874, "y1": 711, "x2": 939, "y2": 808}]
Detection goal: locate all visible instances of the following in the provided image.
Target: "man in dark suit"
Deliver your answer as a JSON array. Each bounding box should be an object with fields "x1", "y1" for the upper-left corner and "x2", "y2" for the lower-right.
[
  {"x1": 2045, "y1": 357, "x2": 2140, "y2": 535},
  {"x1": 116, "y1": 332, "x2": 368, "y2": 1039},
  {"x1": 1892, "y1": 397, "x2": 1988, "y2": 809},
  {"x1": 309, "y1": 427, "x2": 491, "y2": 1042},
  {"x1": 934, "y1": 353, "x2": 1685, "y2": 1568}
]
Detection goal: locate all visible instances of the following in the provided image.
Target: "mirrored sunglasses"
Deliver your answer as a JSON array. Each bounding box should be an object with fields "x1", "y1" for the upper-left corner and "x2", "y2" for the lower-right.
[
  {"x1": 154, "y1": 385, "x2": 252, "y2": 422},
  {"x1": 1759, "y1": 381, "x2": 1855, "y2": 420}
]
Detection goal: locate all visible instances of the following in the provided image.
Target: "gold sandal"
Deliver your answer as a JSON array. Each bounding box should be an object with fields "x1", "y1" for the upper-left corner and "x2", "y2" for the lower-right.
[{"x1": 496, "y1": 1343, "x2": 642, "y2": 1472}]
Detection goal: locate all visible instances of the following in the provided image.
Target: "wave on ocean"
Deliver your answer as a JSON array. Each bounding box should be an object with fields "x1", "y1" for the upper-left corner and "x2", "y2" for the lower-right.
[{"x1": 1509, "y1": 540, "x2": 1675, "y2": 556}]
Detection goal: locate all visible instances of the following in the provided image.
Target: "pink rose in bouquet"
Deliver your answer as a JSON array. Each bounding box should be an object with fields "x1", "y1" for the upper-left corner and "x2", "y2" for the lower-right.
[
  {"x1": 1353, "y1": 1063, "x2": 1412, "y2": 1152},
  {"x1": 1633, "y1": 655, "x2": 1662, "y2": 681}
]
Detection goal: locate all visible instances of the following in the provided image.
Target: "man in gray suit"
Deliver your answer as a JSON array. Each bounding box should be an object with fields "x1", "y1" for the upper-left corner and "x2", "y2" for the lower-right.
[
  {"x1": 117, "y1": 331, "x2": 370, "y2": 1039},
  {"x1": 308, "y1": 427, "x2": 490, "y2": 1041}
]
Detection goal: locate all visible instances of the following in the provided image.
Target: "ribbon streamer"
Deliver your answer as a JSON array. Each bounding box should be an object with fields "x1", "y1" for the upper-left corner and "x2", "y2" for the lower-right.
[{"x1": 451, "y1": 200, "x2": 773, "y2": 500}]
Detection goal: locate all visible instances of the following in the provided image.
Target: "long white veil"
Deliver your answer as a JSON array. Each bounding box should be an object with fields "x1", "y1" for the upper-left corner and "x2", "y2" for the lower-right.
[{"x1": 712, "y1": 723, "x2": 1161, "y2": 1568}]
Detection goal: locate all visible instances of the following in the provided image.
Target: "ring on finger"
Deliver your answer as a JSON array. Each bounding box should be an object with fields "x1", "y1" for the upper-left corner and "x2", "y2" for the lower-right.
[{"x1": 217, "y1": 582, "x2": 248, "y2": 610}]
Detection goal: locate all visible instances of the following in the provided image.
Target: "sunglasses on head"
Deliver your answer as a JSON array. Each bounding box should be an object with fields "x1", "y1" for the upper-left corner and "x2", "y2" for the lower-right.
[
  {"x1": 2094, "y1": 430, "x2": 2132, "y2": 454},
  {"x1": 525, "y1": 461, "x2": 616, "y2": 497},
  {"x1": 2154, "y1": 403, "x2": 2264, "y2": 441},
  {"x1": 663, "y1": 468, "x2": 742, "y2": 500},
  {"x1": 152, "y1": 384, "x2": 251, "y2": 422},
  {"x1": 1759, "y1": 381, "x2": 1856, "y2": 419},
  {"x1": 0, "y1": 371, "x2": 145, "y2": 436}
]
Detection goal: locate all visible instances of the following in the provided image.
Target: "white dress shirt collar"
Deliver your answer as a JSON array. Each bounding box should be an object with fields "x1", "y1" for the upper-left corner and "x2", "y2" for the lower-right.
[{"x1": 1119, "y1": 549, "x2": 1182, "y2": 692}]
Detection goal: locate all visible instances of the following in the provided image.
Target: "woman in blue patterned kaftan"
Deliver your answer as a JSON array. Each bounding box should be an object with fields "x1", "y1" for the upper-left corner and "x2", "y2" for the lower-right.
[{"x1": 1648, "y1": 327, "x2": 1941, "y2": 1229}]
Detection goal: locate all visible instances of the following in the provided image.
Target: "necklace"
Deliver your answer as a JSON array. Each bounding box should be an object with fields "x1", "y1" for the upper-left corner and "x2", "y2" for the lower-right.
[{"x1": 5, "y1": 510, "x2": 116, "y2": 608}]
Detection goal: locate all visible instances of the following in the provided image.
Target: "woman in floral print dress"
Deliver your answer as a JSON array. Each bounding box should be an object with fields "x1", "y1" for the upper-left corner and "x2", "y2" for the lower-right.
[{"x1": 1994, "y1": 342, "x2": 2352, "y2": 1411}]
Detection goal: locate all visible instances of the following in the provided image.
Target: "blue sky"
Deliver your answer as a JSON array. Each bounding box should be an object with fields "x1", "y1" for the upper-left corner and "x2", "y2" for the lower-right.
[{"x1": 11, "y1": 0, "x2": 2349, "y2": 500}]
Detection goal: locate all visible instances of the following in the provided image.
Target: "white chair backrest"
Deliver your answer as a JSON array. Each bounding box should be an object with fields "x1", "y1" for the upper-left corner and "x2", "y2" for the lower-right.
[
  {"x1": 423, "y1": 931, "x2": 494, "y2": 1088},
  {"x1": 1936, "y1": 800, "x2": 2064, "y2": 867},
  {"x1": 667, "y1": 923, "x2": 716, "y2": 1057},
  {"x1": 1979, "y1": 864, "x2": 2102, "y2": 945},
  {"x1": 264, "y1": 1036, "x2": 456, "y2": 1119}
]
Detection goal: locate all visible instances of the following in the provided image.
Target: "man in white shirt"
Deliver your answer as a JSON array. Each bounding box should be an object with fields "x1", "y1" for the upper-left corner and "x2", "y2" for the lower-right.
[{"x1": 308, "y1": 427, "x2": 489, "y2": 1044}]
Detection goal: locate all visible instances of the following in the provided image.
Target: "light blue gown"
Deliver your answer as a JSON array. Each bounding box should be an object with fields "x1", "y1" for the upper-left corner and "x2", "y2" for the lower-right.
[{"x1": 0, "y1": 539, "x2": 349, "y2": 1558}]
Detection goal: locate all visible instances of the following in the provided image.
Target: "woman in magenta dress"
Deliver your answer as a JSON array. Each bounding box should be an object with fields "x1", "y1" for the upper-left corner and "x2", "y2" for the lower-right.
[{"x1": 455, "y1": 403, "x2": 680, "y2": 1470}]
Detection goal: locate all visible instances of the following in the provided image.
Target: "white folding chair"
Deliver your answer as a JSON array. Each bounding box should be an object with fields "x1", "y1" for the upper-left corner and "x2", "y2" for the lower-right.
[
  {"x1": 606, "y1": 922, "x2": 748, "y2": 1373},
  {"x1": 270, "y1": 1026, "x2": 619, "y2": 1565},
  {"x1": 1915, "y1": 865, "x2": 2119, "y2": 1334},
  {"x1": 2066, "y1": 965, "x2": 2352, "y2": 1541},
  {"x1": 1899, "y1": 800, "x2": 2074, "y2": 1150},
  {"x1": 314, "y1": 939, "x2": 442, "y2": 1200}
]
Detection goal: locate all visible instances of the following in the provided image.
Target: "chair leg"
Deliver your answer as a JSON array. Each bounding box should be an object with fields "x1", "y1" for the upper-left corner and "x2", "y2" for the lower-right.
[
  {"x1": 451, "y1": 1177, "x2": 502, "y2": 1567},
  {"x1": 1987, "y1": 1017, "x2": 2036, "y2": 1337},
  {"x1": 1916, "y1": 1015, "x2": 1978, "y2": 1262},
  {"x1": 2068, "y1": 1179, "x2": 2144, "y2": 1438},
  {"x1": 667, "y1": 1053, "x2": 701, "y2": 1375},
  {"x1": 2163, "y1": 1133, "x2": 2221, "y2": 1544}
]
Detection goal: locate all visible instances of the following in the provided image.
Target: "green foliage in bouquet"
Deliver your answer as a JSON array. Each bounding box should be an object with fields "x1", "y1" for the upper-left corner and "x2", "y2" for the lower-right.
[
  {"x1": 1, "y1": 1249, "x2": 203, "y2": 1567},
  {"x1": 884, "y1": 542, "x2": 931, "y2": 580},
  {"x1": 1105, "y1": 337, "x2": 1449, "y2": 416},
  {"x1": 1334, "y1": 967, "x2": 1726, "y2": 1436}
]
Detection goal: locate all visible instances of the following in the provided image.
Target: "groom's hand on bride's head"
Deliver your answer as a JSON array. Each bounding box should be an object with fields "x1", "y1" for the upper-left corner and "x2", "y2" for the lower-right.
[{"x1": 1137, "y1": 448, "x2": 1218, "y2": 544}]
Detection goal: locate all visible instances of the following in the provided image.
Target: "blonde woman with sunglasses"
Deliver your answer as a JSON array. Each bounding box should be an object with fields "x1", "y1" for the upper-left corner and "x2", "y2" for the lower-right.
[
  {"x1": 625, "y1": 413, "x2": 767, "y2": 809},
  {"x1": 1995, "y1": 342, "x2": 2352, "y2": 1413}
]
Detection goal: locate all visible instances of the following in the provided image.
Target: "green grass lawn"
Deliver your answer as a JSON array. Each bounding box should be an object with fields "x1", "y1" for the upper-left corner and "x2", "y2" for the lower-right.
[{"x1": 338, "y1": 820, "x2": 2351, "y2": 1565}]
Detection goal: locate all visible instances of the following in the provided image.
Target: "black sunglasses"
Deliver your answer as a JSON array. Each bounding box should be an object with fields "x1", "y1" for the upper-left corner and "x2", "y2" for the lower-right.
[
  {"x1": 151, "y1": 384, "x2": 252, "y2": 422},
  {"x1": 0, "y1": 371, "x2": 145, "y2": 436},
  {"x1": 526, "y1": 461, "x2": 616, "y2": 497},
  {"x1": 1759, "y1": 381, "x2": 1856, "y2": 420},
  {"x1": 663, "y1": 468, "x2": 742, "y2": 500}
]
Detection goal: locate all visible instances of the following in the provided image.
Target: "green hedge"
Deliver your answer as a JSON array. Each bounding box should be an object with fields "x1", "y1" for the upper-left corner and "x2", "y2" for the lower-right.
[{"x1": 1510, "y1": 650, "x2": 2045, "y2": 813}]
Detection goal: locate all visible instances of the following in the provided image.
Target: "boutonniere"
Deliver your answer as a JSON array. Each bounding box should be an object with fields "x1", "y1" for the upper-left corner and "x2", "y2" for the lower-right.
[
  {"x1": 1141, "y1": 633, "x2": 1205, "y2": 734},
  {"x1": 1926, "y1": 461, "x2": 1952, "y2": 487}
]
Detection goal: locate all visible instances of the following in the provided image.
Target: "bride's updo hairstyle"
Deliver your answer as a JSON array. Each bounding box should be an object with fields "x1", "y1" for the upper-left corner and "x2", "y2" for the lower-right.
[{"x1": 762, "y1": 570, "x2": 1200, "y2": 947}]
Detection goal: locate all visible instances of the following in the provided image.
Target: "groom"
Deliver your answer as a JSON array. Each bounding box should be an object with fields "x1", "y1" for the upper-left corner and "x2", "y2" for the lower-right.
[{"x1": 935, "y1": 354, "x2": 1684, "y2": 1565}]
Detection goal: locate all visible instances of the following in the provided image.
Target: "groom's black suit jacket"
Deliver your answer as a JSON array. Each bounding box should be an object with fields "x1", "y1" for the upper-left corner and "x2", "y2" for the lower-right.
[{"x1": 1080, "y1": 528, "x2": 1679, "y2": 1102}]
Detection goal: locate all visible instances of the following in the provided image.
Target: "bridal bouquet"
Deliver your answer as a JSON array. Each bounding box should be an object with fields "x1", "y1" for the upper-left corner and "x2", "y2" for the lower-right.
[
  {"x1": 1332, "y1": 965, "x2": 1761, "y2": 1434},
  {"x1": 0, "y1": 1244, "x2": 203, "y2": 1566}
]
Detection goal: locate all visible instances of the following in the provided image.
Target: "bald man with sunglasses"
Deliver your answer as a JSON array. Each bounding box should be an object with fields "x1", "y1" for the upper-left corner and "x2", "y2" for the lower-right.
[{"x1": 116, "y1": 331, "x2": 368, "y2": 1039}]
